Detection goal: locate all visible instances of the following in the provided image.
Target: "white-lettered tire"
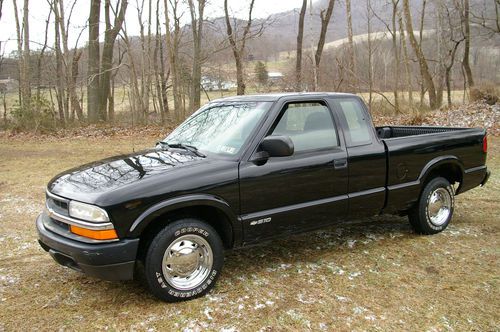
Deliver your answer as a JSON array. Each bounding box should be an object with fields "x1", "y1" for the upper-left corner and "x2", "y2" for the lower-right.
[
  {"x1": 408, "y1": 177, "x2": 455, "y2": 235},
  {"x1": 144, "y1": 218, "x2": 224, "y2": 302}
]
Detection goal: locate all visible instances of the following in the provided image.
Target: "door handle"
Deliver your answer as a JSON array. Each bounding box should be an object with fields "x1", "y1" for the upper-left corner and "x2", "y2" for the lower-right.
[{"x1": 334, "y1": 158, "x2": 348, "y2": 170}]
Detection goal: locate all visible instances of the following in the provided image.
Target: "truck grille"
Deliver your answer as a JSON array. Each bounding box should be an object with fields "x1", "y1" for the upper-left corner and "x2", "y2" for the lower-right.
[{"x1": 46, "y1": 192, "x2": 69, "y2": 216}]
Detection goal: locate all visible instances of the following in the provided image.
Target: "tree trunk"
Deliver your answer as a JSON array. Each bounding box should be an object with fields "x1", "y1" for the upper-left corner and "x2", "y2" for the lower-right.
[
  {"x1": 188, "y1": 0, "x2": 205, "y2": 112},
  {"x1": 71, "y1": 50, "x2": 83, "y2": 120},
  {"x1": 295, "y1": 0, "x2": 307, "y2": 91},
  {"x1": 98, "y1": 0, "x2": 127, "y2": 122},
  {"x1": 391, "y1": 0, "x2": 400, "y2": 113},
  {"x1": 346, "y1": 0, "x2": 356, "y2": 91},
  {"x1": 164, "y1": 0, "x2": 183, "y2": 120},
  {"x1": 462, "y1": 0, "x2": 474, "y2": 88},
  {"x1": 22, "y1": 0, "x2": 31, "y2": 106},
  {"x1": 87, "y1": 0, "x2": 101, "y2": 122},
  {"x1": 224, "y1": 0, "x2": 256, "y2": 96},
  {"x1": 54, "y1": 9, "x2": 66, "y2": 123},
  {"x1": 398, "y1": 11, "x2": 413, "y2": 107},
  {"x1": 12, "y1": 0, "x2": 22, "y2": 107},
  {"x1": 418, "y1": 0, "x2": 427, "y2": 105},
  {"x1": 366, "y1": 0, "x2": 373, "y2": 109},
  {"x1": 403, "y1": 0, "x2": 439, "y2": 109},
  {"x1": 313, "y1": 0, "x2": 335, "y2": 91},
  {"x1": 36, "y1": 8, "x2": 51, "y2": 102},
  {"x1": 55, "y1": 0, "x2": 83, "y2": 122}
]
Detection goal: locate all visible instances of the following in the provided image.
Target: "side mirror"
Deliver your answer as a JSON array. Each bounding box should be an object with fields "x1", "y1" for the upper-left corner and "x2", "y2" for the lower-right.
[{"x1": 260, "y1": 135, "x2": 294, "y2": 157}]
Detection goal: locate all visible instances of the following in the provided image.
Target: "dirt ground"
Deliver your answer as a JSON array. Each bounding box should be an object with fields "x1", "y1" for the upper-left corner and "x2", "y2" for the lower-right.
[{"x1": 0, "y1": 133, "x2": 498, "y2": 331}]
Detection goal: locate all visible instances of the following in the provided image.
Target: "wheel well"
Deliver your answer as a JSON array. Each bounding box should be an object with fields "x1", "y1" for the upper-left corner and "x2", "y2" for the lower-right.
[
  {"x1": 136, "y1": 205, "x2": 234, "y2": 261},
  {"x1": 424, "y1": 162, "x2": 463, "y2": 188}
]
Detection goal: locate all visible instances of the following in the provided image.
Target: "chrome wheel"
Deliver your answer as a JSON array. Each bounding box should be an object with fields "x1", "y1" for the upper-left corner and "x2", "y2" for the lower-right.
[
  {"x1": 161, "y1": 234, "x2": 213, "y2": 290},
  {"x1": 427, "y1": 187, "x2": 452, "y2": 226}
]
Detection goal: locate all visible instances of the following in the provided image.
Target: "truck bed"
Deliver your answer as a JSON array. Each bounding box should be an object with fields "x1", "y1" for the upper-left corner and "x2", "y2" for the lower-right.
[{"x1": 376, "y1": 125, "x2": 487, "y2": 215}]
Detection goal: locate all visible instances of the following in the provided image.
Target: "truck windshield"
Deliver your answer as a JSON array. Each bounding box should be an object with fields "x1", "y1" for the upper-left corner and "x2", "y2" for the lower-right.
[{"x1": 161, "y1": 101, "x2": 272, "y2": 156}]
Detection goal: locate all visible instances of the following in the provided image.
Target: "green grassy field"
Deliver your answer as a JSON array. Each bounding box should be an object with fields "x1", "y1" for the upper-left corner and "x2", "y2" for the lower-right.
[{"x1": 0, "y1": 133, "x2": 498, "y2": 331}]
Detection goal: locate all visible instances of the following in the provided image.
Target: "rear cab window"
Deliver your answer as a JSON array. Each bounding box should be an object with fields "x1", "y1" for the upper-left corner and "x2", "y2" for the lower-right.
[{"x1": 334, "y1": 98, "x2": 373, "y2": 146}]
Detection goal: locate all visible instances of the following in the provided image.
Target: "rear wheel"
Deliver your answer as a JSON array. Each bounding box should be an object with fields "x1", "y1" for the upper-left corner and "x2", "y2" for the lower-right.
[
  {"x1": 408, "y1": 177, "x2": 454, "y2": 234},
  {"x1": 144, "y1": 218, "x2": 224, "y2": 302}
]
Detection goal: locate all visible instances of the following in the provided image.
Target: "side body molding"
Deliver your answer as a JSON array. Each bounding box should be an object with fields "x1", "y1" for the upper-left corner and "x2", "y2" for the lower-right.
[{"x1": 128, "y1": 194, "x2": 241, "y2": 246}]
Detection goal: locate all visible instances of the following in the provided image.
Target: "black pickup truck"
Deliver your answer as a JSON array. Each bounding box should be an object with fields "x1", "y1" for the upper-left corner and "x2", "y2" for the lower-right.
[{"x1": 36, "y1": 93, "x2": 490, "y2": 302}]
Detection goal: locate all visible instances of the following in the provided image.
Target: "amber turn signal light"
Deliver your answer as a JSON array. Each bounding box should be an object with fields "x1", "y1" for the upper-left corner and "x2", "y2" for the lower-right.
[{"x1": 70, "y1": 225, "x2": 118, "y2": 240}]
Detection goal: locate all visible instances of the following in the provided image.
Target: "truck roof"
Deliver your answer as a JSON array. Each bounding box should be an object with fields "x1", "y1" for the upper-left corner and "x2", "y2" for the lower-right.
[{"x1": 209, "y1": 92, "x2": 358, "y2": 103}]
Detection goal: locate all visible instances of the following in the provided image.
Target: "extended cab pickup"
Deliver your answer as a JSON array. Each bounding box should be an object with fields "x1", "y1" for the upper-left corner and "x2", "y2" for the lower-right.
[{"x1": 36, "y1": 93, "x2": 490, "y2": 302}]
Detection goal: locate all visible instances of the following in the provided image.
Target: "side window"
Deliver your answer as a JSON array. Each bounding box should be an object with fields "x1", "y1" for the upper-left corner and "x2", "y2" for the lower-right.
[
  {"x1": 337, "y1": 99, "x2": 372, "y2": 146},
  {"x1": 272, "y1": 102, "x2": 338, "y2": 152}
]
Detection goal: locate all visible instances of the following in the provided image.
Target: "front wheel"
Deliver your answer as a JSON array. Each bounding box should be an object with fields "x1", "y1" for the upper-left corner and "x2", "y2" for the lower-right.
[
  {"x1": 144, "y1": 218, "x2": 224, "y2": 302},
  {"x1": 408, "y1": 177, "x2": 455, "y2": 235}
]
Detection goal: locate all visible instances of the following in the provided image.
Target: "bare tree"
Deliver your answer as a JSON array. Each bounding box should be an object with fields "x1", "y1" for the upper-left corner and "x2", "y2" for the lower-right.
[
  {"x1": 188, "y1": 0, "x2": 206, "y2": 111},
  {"x1": 373, "y1": 0, "x2": 401, "y2": 112},
  {"x1": 54, "y1": 0, "x2": 66, "y2": 122},
  {"x1": 87, "y1": 0, "x2": 101, "y2": 122},
  {"x1": 402, "y1": 0, "x2": 439, "y2": 109},
  {"x1": 22, "y1": 0, "x2": 31, "y2": 105},
  {"x1": 345, "y1": 0, "x2": 356, "y2": 91},
  {"x1": 461, "y1": 0, "x2": 474, "y2": 89},
  {"x1": 153, "y1": 0, "x2": 169, "y2": 123},
  {"x1": 295, "y1": 0, "x2": 307, "y2": 91},
  {"x1": 12, "y1": 0, "x2": 31, "y2": 110},
  {"x1": 87, "y1": 0, "x2": 128, "y2": 122},
  {"x1": 366, "y1": 0, "x2": 373, "y2": 108},
  {"x1": 470, "y1": 0, "x2": 500, "y2": 36},
  {"x1": 53, "y1": 0, "x2": 84, "y2": 121},
  {"x1": 224, "y1": 0, "x2": 259, "y2": 95},
  {"x1": 164, "y1": 0, "x2": 183, "y2": 120},
  {"x1": 36, "y1": 4, "x2": 51, "y2": 102},
  {"x1": 398, "y1": 9, "x2": 413, "y2": 107},
  {"x1": 13, "y1": 0, "x2": 23, "y2": 106},
  {"x1": 312, "y1": 0, "x2": 335, "y2": 91}
]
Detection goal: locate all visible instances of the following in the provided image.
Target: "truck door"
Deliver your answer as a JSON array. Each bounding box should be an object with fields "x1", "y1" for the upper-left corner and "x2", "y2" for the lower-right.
[
  {"x1": 331, "y1": 97, "x2": 387, "y2": 218},
  {"x1": 239, "y1": 100, "x2": 349, "y2": 244}
]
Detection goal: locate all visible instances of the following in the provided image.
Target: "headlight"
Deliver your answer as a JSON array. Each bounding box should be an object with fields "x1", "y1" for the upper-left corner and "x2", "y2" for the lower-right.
[{"x1": 69, "y1": 201, "x2": 109, "y2": 222}]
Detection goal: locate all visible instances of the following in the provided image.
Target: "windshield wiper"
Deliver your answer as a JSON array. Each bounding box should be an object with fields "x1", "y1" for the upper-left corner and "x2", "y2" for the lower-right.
[{"x1": 156, "y1": 141, "x2": 206, "y2": 158}]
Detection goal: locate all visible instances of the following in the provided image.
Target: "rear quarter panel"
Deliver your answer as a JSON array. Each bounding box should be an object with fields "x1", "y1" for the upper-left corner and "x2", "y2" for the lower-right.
[{"x1": 383, "y1": 128, "x2": 486, "y2": 214}]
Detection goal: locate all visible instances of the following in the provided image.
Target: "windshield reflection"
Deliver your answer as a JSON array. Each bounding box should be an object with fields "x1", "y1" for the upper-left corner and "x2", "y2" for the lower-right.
[{"x1": 164, "y1": 102, "x2": 271, "y2": 156}]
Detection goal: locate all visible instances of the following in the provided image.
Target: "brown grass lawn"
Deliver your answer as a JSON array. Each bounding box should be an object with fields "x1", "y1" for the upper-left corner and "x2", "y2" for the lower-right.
[{"x1": 0, "y1": 133, "x2": 498, "y2": 331}]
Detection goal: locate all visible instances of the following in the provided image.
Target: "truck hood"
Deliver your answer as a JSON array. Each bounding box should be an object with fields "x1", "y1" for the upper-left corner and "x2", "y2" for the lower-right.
[{"x1": 47, "y1": 148, "x2": 207, "y2": 204}]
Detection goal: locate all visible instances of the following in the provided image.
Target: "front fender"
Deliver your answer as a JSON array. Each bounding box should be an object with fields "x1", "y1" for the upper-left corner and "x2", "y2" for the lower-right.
[{"x1": 128, "y1": 194, "x2": 241, "y2": 245}]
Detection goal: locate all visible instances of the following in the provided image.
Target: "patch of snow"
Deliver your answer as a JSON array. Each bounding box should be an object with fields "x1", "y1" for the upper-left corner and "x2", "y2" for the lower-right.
[
  {"x1": 326, "y1": 263, "x2": 345, "y2": 275},
  {"x1": 0, "y1": 274, "x2": 18, "y2": 286},
  {"x1": 348, "y1": 272, "x2": 362, "y2": 280},
  {"x1": 220, "y1": 327, "x2": 237, "y2": 332},
  {"x1": 253, "y1": 303, "x2": 266, "y2": 310},
  {"x1": 364, "y1": 314, "x2": 377, "y2": 321},
  {"x1": 335, "y1": 295, "x2": 349, "y2": 302},
  {"x1": 204, "y1": 308, "x2": 213, "y2": 320},
  {"x1": 353, "y1": 306, "x2": 368, "y2": 315},
  {"x1": 206, "y1": 295, "x2": 222, "y2": 303},
  {"x1": 297, "y1": 294, "x2": 315, "y2": 304}
]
